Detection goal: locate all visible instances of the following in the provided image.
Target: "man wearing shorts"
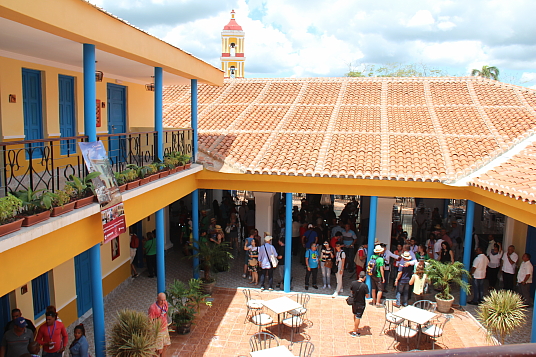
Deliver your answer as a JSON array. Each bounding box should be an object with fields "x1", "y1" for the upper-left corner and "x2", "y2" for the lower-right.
[
  {"x1": 350, "y1": 271, "x2": 369, "y2": 337},
  {"x1": 148, "y1": 293, "x2": 171, "y2": 356},
  {"x1": 369, "y1": 245, "x2": 385, "y2": 306}
]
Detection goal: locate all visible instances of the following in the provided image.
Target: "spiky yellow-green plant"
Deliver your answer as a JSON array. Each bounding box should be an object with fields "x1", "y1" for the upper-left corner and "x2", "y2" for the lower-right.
[
  {"x1": 477, "y1": 289, "x2": 527, "y2": 345},
  {"x1": 106, "y1": 309, "x2": 160, "y2": 357}
]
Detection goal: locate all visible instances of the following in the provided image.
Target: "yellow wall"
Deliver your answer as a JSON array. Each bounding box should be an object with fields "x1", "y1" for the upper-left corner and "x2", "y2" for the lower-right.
[
  {"x1": 14, "y1": 281, "x2": 35, "y2": 322},
  {"x1": 100, "y1": 231, "x2": 130, "y2": 278},
  {"x1": 103, "y1": 261, "x2": 130, "y2": 296}
]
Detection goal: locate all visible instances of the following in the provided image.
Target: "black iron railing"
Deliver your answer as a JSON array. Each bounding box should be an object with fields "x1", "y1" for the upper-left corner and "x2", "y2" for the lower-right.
[{"x1": 0, "y1": 129, "x2": 192, "y2": 196}]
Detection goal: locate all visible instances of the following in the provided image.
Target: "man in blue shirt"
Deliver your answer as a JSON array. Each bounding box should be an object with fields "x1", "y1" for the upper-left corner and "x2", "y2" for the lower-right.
[
  {"x1": 342, "y1": 224, "x2": 357, "y2": 272},
  {"x1": 305, "y1": 243, "x2": 320, "y2": 290}
]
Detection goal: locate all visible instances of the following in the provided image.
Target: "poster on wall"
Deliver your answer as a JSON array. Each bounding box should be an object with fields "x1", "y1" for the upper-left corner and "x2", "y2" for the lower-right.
[{"x1": 79, "y1": 141, "x2": 126, "y2": 243}]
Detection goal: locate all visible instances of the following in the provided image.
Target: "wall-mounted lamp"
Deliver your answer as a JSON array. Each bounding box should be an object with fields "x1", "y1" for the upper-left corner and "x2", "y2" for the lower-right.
[
  {"x1": 145, "y1": 83, "x2": 155, "y2": 92},
  {"x1": 95, "y1": 71, "x2": 104, "y2": 82}
]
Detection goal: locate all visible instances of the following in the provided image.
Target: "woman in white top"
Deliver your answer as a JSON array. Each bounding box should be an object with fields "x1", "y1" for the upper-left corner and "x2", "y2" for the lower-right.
[
  {"x1": 409, "y1": 262, "x2": 428, "y2": 302},
  {"x1": 487, "y1": 242, "x2": 502, "y2": 290}
]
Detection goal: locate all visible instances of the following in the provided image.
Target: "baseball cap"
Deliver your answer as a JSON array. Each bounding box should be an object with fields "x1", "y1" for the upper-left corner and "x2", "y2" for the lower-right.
[
  {"x1": 308, "y1": 224, "x2": 313, "y2": 228},
  {"x1": 14, "y1": 317, "x2": 27, "y2": 328}
]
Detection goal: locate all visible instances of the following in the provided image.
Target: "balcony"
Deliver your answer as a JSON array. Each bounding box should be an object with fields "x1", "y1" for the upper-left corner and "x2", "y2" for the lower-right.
[{"x1": 0, "y1": 129, "x2": 193, "y2": 196}]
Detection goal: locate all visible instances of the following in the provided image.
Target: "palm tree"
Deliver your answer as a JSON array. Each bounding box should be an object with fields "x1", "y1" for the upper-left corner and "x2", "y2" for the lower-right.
[{"x1": 471, "y1": 65, "x2": 500, "y2": 80}]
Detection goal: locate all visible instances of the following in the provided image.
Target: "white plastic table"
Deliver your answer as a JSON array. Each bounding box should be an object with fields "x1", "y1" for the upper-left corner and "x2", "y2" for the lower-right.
[
  {"x1": 262, "y1": 296, "x2": 302, "y2": 334},
  {"x1": 250, "y1": 345, "x2": 296, "y2": 357},
  {"x1": 392, "y1": 305, "x2": 437, "y2": 348}
]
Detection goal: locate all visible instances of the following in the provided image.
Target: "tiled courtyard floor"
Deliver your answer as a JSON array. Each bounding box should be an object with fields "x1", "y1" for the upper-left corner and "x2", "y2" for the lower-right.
[
  {"x1": 65, "y1": 246, "x2": 518, "y2": 356},
  {"x1": 167, "y1": 287, "x2": 492, "y2": 357}
]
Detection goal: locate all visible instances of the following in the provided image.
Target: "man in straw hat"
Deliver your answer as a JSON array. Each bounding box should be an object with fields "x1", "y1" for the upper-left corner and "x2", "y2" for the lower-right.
[{"x1": 367, "y1": 245, "x2": 386, "y2": 306}]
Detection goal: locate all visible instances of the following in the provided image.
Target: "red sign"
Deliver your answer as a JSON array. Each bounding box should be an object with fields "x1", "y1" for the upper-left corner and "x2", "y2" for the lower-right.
[{"x1": 96, "y1": 99, "x2": 101, "y2": 127}]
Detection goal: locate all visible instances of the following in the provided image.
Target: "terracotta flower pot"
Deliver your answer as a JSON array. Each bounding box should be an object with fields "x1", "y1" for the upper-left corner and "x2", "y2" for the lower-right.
[
  {"x1": 118, "y1": 184, "x2": 127, "y2": 192},
  {"x1": 74, "y1": 196, "x2": 95, "y2": 209},
  {"x1": 435, "y1": 294, "x2": 454, "y2": 313},
  {"x1": 139, "y1": 177, "x2": 151, "y2": 185},
  {"x1": 169, "y1": 167, "x2": 179, "y2": 174},
  {"x1": 0, "y1": 218, "x2": 24, "y2": 237},
  {"x1": 177, "y1": 166, "x2": 184, "y2": 172},
  {"x1": 22, "y1": 210, "x2": 51, "y2": 227},
  {"x1": 51, "y1": 202, "x2": 76, "y2": 217},
  {"x1": 185, "y1": 163, "x2": 191, "y2": 169},
  {"x1": 159, "y1": 171, "x2": 170, "y2": 179},
  {"x1": 149, "y1": 174, "x2": 159, "y2": 182},
  {"x1": 126, "y1": 180, "x2": 140, "y2": 190}
]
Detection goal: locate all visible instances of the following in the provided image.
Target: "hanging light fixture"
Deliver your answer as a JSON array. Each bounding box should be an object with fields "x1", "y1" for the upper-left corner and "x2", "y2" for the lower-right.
[
  {"x1": 145, "y1": 83, "x2": 155, "y2": 91},
  {"x1": 95, "y1": 71, "x2": 104, "y2": 82},
  {"x1": 320, "y1": 194, "x2": 331, "y2": 206}
]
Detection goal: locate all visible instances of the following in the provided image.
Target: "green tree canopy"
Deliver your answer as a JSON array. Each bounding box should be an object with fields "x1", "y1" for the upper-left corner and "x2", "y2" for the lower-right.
[{"x1": 471, "y1": 65, "x2": 500, "y2": 80}]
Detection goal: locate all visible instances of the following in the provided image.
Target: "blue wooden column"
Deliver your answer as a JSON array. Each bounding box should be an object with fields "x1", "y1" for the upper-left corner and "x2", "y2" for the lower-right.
[
  {"x1": 83, "y1": 43, "x2": 105, "y2": 357},
  {"x1": 284, "y1": 193, "x2": 292, "y2": 293},
  {"x1": 154, "y1": 67, "x2": 166, "y2": 294},
  {"x1": 366, "y1": 196, "x2": 378, "y2": 291},
  {"x1": 191, "y1": 79, "x2": 198, "y2": 161},
  {"x1": 532, "y1": 290, "x2": 536, "y2": 342},
  {"x1": 460, "y1": 200, "x2": 475, "y2": 306},
  {"x1": 192, "y1": 190, "x2": 200, "y2": 279}
]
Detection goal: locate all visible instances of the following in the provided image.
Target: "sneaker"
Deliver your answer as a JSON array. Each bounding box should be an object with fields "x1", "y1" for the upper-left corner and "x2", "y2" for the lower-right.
[
  {"x1": 328, "y1": 285, "x2": 331, "y2": 288},
  {"x1": 332, "y1": 292, "x2": 338, "y2": 298},
  {"x1": 249, "y1": 275, "x2": 252, "y2": 280},
  {"x1": 313, "y1": 285, "x2": 318, "y2": 289},
  {"x1": 260, "y1": 287, "x2": 265, "y2": 291},
  {"x1": 322, "y1": 285, "x2": 327, "y2": 289},
  {"x1": 305, "y1": 286, "x2": 309, "y2": 290},
  {"x1": 350, "y1": 331, "x2": 361, "y2": 337},
  {"x1": 242, "y1": 274, "x2": 246, "y2": 279},
  {"x1": 268, "y1": 288, "x2": 274, "y2": 291}
]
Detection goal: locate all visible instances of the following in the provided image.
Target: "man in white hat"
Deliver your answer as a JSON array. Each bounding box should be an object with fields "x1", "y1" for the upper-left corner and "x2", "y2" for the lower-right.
[
  {"x1": 395, "y1": 251, "x2": 414, "y2": 307},
  {"x1": 258, "y1": 235, "x2": 278, "y2": 291},
  {"x1": 367, "y1": 245, "x2": 386, "y2": 306}
]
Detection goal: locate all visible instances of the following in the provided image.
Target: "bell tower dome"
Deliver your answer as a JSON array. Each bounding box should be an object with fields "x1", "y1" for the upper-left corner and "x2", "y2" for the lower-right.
[{"x1": 221, "y1": 10, "x2": 245, "y2": 78}]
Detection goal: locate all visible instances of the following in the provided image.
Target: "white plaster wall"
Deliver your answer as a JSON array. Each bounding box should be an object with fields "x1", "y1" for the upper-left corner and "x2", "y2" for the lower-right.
[{"x1": 254, "y1": 192, "x2": 275, "y2": 244}]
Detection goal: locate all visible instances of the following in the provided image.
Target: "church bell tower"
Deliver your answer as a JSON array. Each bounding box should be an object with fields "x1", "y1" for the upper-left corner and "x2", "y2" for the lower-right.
[{"x1": 221, "y1": 10, "x2": 245, "y2": 78}]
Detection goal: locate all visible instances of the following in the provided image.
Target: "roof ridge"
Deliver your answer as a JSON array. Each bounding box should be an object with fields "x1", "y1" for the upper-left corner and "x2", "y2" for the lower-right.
[
  {"x1": 248, "y1": 82, "x2": 310, "y2": 173},
  {"x1": 313, "y1": 81, "x2": 347, "y2": 175},
  {"x1": 423, "y1": 79, "x2": 453, "y2": 182},
  {"x1": 202, "y1": 82, "x2": 239, "y2": 153},
  {"x1": 380, "y1": 81, "x2": 390, "y2": 178},
  {"x1": 513, "y1": 86, "x2": 536, "y2": 119},
  {"x1": 224, "y1": 82, "x2": 273, "y2": 131}
]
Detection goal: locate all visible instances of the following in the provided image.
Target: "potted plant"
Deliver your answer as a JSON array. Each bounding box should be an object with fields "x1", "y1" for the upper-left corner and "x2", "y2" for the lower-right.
[
  {"x1": 426, "y1": 260, "x2": 471, "y2": 313},
  {"x1": 182, "y1": 154, "x2": 192, "y2": 169},
  {"x1": 167, "y1": 279, "x2": 211, "y2": 335},
  {"x1": 0, "y1": 193, "x2": 24, "y2": 236},
  {"x1": 106, "y1": 309, "x2": 160, "y2": 357},
  {"x1": 477, "y1": 289, "x2": 527, "y2": 345},
  {"x1": 164, "y1": 155, "x2": 179, "y2": 174},
  {"x1": 114, "y1": 172, "x2": 128, "y2": 192},
  {"x1": 189, "y1": 242, "x2": 233, "y2": 295},
  {"x1": 50, "y1": 186, "x2": 77, "y2": 217},
  {"x1": 66, "y1": 172, "x2": 101, "y2": 208},
  {"x1": 14, "y1": 188, "x2": 57, "y2": 227},
  {"x1": 121, "y1": 168, "x2": 140, "y2": 190}
]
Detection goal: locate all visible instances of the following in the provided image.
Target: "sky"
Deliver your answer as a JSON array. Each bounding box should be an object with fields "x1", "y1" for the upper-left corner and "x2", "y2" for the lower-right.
[{"x1": 88, "y1": 0, "x2": 536, "y2": 88}]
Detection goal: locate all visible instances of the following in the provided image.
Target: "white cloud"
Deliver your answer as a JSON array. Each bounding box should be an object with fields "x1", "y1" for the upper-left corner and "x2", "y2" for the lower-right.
[{"x1": 407, "y1": 10, "x2": 435, "y2": 28}]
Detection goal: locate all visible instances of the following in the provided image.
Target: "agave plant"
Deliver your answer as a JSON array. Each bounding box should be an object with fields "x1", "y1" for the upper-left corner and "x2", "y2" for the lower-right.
[
  {"x1": 425, "y1": 260, "x2": 471, "y2": 300},
  {"x1": 477, "y1": 289, "x2": 527, "y2": 345},
  {"x1": 106, "y1": 309, "x2": 160, "y2": 357}
]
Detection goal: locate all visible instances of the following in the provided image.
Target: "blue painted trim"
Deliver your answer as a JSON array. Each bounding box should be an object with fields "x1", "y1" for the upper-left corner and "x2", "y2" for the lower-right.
[
  {"x1": 83, "y1": 44, "x2": 97, "y2": 142},
  {"x1": 284, "y1": 193, "x2": 292, "y2": 293},
  {"x1": 192, "y1": 190, "x2": 200, "y2": 279},
  {"x1": 460, "y1": 200, "x2": 475, "y2": 306},
  {"x1": 89, "y1": 244, "x2": 105, "y2": 357},
  {"x1": 155, "y1": 67, "x2": 163, "y2": 160},
  {"x1": 366, "y1": 196, "x2": 378, "y2": 291},
  {"x1": 191, "y1": 79, "x2": 198, "y2": 161},
  {"x1": 156, "y1": 209, "x2": 165, "y2": 293}
]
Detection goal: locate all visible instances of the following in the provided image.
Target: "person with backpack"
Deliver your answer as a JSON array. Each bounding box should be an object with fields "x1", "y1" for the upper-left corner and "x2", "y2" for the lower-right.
[
  {"x1": 349, "y1": 271, "x2": 369, "y2": 337},
  {"x1": 129, "y1": 232, "x2": 140, "y2": 278},
  {"x1": 301, "y1": 224, "x2": 318, "y2": 265},
  {"x1": 367, "y1": 245, "x2": 385, "y2": 306}
]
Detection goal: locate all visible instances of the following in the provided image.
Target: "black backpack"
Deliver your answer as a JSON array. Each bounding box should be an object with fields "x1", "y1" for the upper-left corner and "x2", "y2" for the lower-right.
[{"x1": 366, "y1": 256, "x2": 378, "y2": 276}]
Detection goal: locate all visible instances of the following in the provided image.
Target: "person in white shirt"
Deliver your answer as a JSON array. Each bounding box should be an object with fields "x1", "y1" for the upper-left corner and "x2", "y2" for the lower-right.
[
  {"x1": 433, "y1": 238, "x2": 444, "y2": 260},
  {"x1": 517, "y1": 253, "x2": 533, "y2": 307},
  {"x1": 485, "y1": 235, "x2": 496, "y2": 257},
  {"x1": 501, "y1": 245, "x2": 519, "y2": 291},
  {"x1": 487, "y1": 242, "x2": 502, "y2": 290},
  {"x1": 469, "y1": 247, "x2": 489, "y2": 304}
]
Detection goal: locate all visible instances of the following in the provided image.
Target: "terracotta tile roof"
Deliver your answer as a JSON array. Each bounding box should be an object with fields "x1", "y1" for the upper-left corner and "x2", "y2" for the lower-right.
[
  {"x1": 163, "y1": 77, "x2": 536, "y2": 192},
  {"x1": 470, "y1": 141, "x2": 536, "y2": 204}
]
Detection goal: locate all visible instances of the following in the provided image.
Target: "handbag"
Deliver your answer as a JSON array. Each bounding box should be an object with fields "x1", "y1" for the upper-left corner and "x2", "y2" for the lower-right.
[
  {"x1": 265, "y1": 245, "x2": 278, "y2": 268},
  {"x1": 248, "y1": 258, "x2": 258, "y2": 266},
  {"x1": 324, "y1": 260, "x2": 333, "y2": 269},
  {"x1": 346, "y1": 295, "x2": 354, "y2": 305},
  {"x1": 225, "y1": 226, "x2": 231, "y2": 234}
]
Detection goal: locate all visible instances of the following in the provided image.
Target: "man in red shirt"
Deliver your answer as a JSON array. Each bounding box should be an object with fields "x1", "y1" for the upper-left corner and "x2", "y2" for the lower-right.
[{"x1": 148, "y1": 293, "x2": 170, "y2": 356}]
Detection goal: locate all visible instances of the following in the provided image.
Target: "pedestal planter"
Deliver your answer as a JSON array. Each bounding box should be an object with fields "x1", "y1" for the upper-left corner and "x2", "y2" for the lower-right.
[
  {"x1": 51, "y1": 202, "x2": 76, "y2": 217},
  {"x1": 126, "y1": 180, "x2": 140, "y2": 190},
  {"x1": 435, "y1": 294, "x2": 455, "y2": 313},
  {"x1": 0, "y1": 219, "x2": 24, "y2": 237},
  {"x1": 22, "y1": 210, "x2": 51, "y2": 227},
  {"x1": 74, "y1": 196, "x2": 95, "y2": 209}
]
